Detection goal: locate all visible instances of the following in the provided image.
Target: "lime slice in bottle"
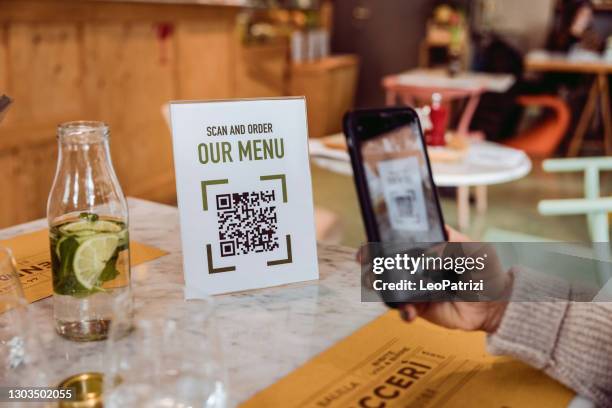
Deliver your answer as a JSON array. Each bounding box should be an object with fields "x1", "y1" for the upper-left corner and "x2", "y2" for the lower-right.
[
  {"x1": 60, "y1": 220, "x2": 121, "y2": 235},
  {"x1": 72, "y1": 234, "x2": 119, "y2": 289},
  {"x1": 55, "y1": 236, "x2": 69, "y2": 259},
  {"x1": 56, "y1": 232, "x2": 101, "y2": 258},
  {"x1": 117, "y1": 229, "x2": 129, "y2": 247}
]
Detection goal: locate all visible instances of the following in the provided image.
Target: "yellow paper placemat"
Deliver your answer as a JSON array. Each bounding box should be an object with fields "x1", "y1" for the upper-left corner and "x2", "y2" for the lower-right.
[
  {"x1": 242, "y1": 311, "x2": 574, "y2": 408},
  {"x1": 0, "y1": 229, "x2": 168, "y2": 303}
]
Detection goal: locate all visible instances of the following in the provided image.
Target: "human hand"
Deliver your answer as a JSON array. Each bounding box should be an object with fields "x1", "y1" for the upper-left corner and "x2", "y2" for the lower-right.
[{"x1": 398, "y1": 226, "x2": 511, "y2": 333}]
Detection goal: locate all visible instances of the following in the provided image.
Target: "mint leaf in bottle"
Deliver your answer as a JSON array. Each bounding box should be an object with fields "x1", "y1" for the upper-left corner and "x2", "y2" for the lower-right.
[{"x1": 79, "y1": 212, "x2": 99, "y2": 222}]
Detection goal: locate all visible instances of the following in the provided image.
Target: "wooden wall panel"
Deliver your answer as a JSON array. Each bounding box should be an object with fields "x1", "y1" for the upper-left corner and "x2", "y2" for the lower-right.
[
  {"x1": 0, "y1": 24, "x2": 7, "y2": 93},
  {"x1": 0, "y1": 1, "x2": 291, "y2": 228},
  {"x1": 20, "y1": 142, "x2": 57, "y2": 223},
  {"x1": 0, "y1": 23, "x2": 82, "y2": 148},
  {"x1": 0, "y1": 22, "x2": 81, "y2": 227},
  {"x1": 0, "y1": 150, "x2": 20, "y2": 224},
  {"x1": 8, "y1": 23, "x2": 82, "y2": 122},
  {"x1": 82, "y1": 22, "x2": 176, "y2": 201},
  {"x1": 0, "y1": 1, "x2": 240, "y2": 24},
  {"x1": 0, "y1": 142, "x2": 57, "y2": 227},
  {"x1": 175, "y1": 20, "x2": 235, "y2": 100}
]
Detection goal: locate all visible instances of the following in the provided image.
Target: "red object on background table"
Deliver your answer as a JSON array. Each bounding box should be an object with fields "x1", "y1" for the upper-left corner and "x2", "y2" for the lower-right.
[
  {"x1": 382, "y1": 69, "x2": 516, "y2": 139},
  {"x1": 428, "y1": 93, "x2": 448, "y2": 146}
]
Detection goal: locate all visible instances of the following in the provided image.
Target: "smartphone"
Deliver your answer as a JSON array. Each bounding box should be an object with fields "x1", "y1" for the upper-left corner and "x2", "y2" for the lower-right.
[
  {"x1": 344, "y1": 107, "x2": 450, "y2": 306},
  {"x1": 344, "y1": 107, "x2": 447, "y2": 244}
]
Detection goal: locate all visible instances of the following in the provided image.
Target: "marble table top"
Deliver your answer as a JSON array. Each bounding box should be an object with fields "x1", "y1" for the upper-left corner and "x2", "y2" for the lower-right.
[{"x1": 0, "y1": 198, "x2": 385, "y2": 407}]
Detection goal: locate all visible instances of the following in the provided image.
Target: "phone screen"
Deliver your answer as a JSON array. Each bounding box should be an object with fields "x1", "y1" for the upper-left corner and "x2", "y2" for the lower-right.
[{"x1": 351, "y1": 109, "x2": 445, "y2": 244}]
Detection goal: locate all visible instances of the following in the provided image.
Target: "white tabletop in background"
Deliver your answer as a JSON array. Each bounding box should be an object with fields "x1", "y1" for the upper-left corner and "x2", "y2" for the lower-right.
[
  {"x1": 309, "y1": 139, "x2": 532, "y2": 187},
  {"x1": 526, "y1": 49, "x2": 612, "y2": 68},
  {"x1": 395, "y1": 69, "x2": 516, "y2": 93}
]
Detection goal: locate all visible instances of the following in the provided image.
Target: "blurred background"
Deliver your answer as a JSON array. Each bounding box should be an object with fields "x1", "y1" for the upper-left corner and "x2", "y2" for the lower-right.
[{"x1": 1, "y1": 0, "x2": 611, "y2": 247}]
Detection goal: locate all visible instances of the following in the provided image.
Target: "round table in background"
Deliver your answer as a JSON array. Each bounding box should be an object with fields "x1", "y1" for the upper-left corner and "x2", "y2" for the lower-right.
[
  {"x1": 429, "y1": 141, "x2": 532, "y2": 230},
  {"x1": 309, "y1": 138, "x2": 532, "y2": 231}
]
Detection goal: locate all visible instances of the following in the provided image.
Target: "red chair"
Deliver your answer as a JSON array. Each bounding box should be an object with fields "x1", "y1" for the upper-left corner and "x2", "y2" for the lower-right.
[{"x1": 504, "y1": 95, "x2": 570, "y2": 157}]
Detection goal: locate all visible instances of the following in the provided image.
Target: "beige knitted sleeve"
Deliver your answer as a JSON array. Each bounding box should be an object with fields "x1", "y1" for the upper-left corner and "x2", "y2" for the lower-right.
[{"x1": 487, "y1": 268, "x2": 612, "y2": 406}]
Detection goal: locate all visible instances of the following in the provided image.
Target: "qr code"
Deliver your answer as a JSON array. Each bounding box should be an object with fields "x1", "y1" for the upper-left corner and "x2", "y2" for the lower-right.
[
  {"x1": 216, "y1": 190, "x2": 279, "y2": 257},
  {"x1": 394, "y1": 191, "x2": 416, "y2": 219}
]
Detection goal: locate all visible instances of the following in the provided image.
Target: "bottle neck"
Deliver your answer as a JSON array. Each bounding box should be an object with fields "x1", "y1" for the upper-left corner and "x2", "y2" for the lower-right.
[
  {"x1": 58, "y1": 121, "x2": 109, "y2": 145},
  {"x1": 56, "y1": 122, "x2": 114, "y2": 190},
  {"x1": 48, "y1": 122, "x2": 126, "y2": 224},
  {"x1": 57, "y1": 135, "x2": 112, "y2": 168},
  {"x1": 431, "y1": 93, "x2": 443, "y2": 110}
]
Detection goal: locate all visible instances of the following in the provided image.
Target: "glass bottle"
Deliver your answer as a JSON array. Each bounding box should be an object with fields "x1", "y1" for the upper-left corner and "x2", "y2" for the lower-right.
[{"x1": 47, "y1": 121, "x2": 130, "y2": 341}]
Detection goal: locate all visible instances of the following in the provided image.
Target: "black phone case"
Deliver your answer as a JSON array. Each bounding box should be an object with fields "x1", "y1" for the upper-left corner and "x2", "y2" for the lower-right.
[
  {"x1": 343, "y1": 107, "x2": 448, "y2": 243},
  {"x1": 343, "y1": 107, "x2": 449, "y2": 307}
]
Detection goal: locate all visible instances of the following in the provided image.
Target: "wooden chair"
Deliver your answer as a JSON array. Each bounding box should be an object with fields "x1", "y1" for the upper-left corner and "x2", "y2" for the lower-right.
[{"x1": 504, "y1": 95, "x2": 571, "y2": 157}]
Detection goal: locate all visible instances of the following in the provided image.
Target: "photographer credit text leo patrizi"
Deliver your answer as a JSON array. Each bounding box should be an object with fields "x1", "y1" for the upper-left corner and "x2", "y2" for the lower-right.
[{"x1": 370, "y1": 251, "x2": 487, "y2": 293}]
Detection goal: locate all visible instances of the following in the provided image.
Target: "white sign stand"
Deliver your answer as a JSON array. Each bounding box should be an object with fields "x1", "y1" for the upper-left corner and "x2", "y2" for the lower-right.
[{"x1": 169, "y1": 97, "x2": 319, "y2": 297}]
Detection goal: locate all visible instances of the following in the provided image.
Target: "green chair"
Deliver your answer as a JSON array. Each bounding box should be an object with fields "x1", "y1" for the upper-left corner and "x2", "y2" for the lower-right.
[
  {"x1": 538, "y1": 157, "x2": 612, "y2": 243},
  {"x1": 538, "y1": 157, "x2": 612, "y2": 285}
]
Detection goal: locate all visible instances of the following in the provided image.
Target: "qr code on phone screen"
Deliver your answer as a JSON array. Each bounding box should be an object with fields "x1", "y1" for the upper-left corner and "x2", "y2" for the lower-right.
[
  {"x1": 394, "y1": 191, "x2": 416, "y2": 219},
  {"x1": 216, "y1": 191, "x2": 279, "y2": 257}
]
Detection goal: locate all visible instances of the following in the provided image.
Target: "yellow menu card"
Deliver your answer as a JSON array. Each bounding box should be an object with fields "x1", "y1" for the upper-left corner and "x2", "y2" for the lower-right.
[
  {"x1": 0, "y1": 229, "x2": 167, "y2": 303},
  {"x1": 242, "y1": 311, "x2": 574, "y2": 408}
]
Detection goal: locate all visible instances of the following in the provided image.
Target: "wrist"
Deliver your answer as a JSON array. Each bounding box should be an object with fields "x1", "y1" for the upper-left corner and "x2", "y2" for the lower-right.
[
  {"x1": 482, "y1": 301, "x2": 508, "y2": 333},
  {"x1": 482, "y1": 272, "x2": 514, "y2": 333}
]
